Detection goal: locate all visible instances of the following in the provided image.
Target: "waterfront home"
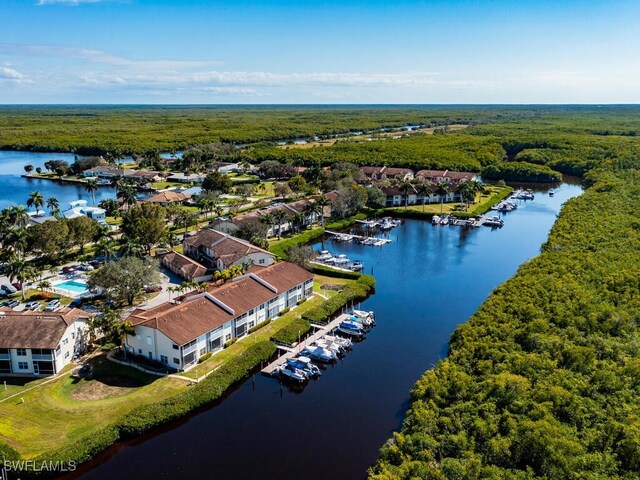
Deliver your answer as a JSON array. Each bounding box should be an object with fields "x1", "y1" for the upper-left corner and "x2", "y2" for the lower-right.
[
  {"x1": 28, "y1": 215, "x2": 57, "y2": 226},
  {"x1": 128, "y1": 170, "x2": 163, "y2": 183},
  {"x1": 82, "y1": 166, "x2": 135, "y2": 179},
  {"x1": 166, "y1": 172, "x2": 206, "y2": 183},
  {"x1": 124, "y1": 261, "x2": 314, "y2": 371},
  {"x1": 211, "y1": 199, "x2": 322, "y2": 238},
  {"x1": 142, "y1": 190, "x2": 192, "y2": 206},
  {"x1": 183, "y1": 229, "x2": 275, "y2": 270},
  {"x1": 161, "y1": 251, "x2": 211, "y2": 282},
  {"x1": 63, "y1": 200, "x2": 107, "y2": 224},
  {"x1": 0, "y1": 308, "x2": 91, "y2": 376},
  {"x1": 360, "y1": 166, "x2": 415, "y2": 183},
  {"x1": 210, "y1": 162, "x2": 241, "y2": 174},
  {"x1": 380, "y1": 183, "x2": 464, "y2": 207},
  {"x1": 414, "y1": 169, "x2": 477, "y2": 184}
]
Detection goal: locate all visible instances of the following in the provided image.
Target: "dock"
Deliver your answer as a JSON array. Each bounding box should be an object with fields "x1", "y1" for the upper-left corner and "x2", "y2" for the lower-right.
[
  {"x1": 325, "y1": 230, "x2": 392, "y2": 244},
  {"x1": 261, "y1": 312, "x2": 353, "y2": 376}
]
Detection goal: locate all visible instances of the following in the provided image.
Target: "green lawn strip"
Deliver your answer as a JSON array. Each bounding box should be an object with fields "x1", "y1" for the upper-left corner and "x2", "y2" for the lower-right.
[{"x1": 0, "y1": 355, "x2": 184, "y2": 459}]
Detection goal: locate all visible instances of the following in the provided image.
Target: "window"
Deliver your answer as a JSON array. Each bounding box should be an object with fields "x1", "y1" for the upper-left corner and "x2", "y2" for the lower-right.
[
  {"x1": 148, "y1": 352, "x2": 153, "y2": 360},
  {"x1": 173, "y1": 358, "x2": 180, "y2": 365},
  {"x1": 248, "y1": 309, "x2": 254, "y2": 315},
  {"x1": 146, "y1": 336, "x2": 152, "y2": 346},
  {"x1": 259, "y1": 259, "x2": 265, "y2": 264},
  {"x1": 0, "y1": 348, "x2": 8, "y2": 355},
  {"x1": 16, "y1": 348, "x2": 26, "y2": 356},
  {"x1": 248, "y1": 321, "x2": 255, "y2": 329},
  {"x1": 62, "y1": 338, "x2": 68, "y2": 346},
  {"x1": 172, "y1": 344, "x2": 179, "y2": 350},
  {"x1": 55, "y1": 346, "x2": 61, "y2": 356},
  {"x1": 225, "y1": 334, "x2": 231, "y2": 342},
  {"x1": 236, "y1": 323, "x2": 247, "y2": 337},
  {"x1": 138, "y1": 348, "x2": 142, "y2": 354},
  {"x1": 210, "y1": 337, "x2": 222, "y2": 351},
  {"x1": 18, "y1": 362, "x2": 28, "y2": 370},
  {"x1": 64, "y1": 352, "x2": 69, "y2": 359},
  {"x1": 160, "y1": 355, "x2": 168, "y2": 364}
]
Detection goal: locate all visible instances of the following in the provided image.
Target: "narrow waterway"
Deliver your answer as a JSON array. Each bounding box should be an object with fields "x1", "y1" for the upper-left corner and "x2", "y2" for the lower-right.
[{"x1": 72, "y1": 182, "x2": 582, "y2": 480}]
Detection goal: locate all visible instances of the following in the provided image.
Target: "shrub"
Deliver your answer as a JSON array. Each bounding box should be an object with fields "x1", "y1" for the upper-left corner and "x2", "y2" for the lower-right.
[
  {"x1": 302, "y1": 279, "x2": 372, "y2": 324},
  {"x1": 311, "y1": 264, "x2": 361, "y2": 279},
  {"x1": 357, "y1": 274, "x2": 376, "y2": 289},
  {"x1": 100, "y1": 342, "x2": 117, "y2": 351},
  {"x1": 271, "y1": 318, "x2": 311, "y2": 345},
  {"x1": 198, "y1": 352, "x2": 213, "y2": 364},
  {"x1": 248, "y1": 318, "x2": 271, "y2": 334},
  {"x1": 224, "y1": 338, "x2": 238, "y2": 348},
  {"x1": 296, "y1": 297, "x2": 307, "y2": 305},
  {"x1": 279, "y1": 306, "x2": 291, "y2": 316},
  {"x1": 269, "y1": 227, "x2": 324, "y2": 259}
]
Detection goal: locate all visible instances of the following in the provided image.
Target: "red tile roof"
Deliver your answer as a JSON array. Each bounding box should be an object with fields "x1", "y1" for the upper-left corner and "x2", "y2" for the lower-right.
[
  {"x1": 0, "y1": 308, "x2": 91, "y2": 349},
  {"x1": 162, "y1": 252, "x2": 208, "y2": 280}
]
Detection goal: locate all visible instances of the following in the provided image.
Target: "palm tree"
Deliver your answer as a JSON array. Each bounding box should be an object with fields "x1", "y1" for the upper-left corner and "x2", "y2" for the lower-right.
[
  {"x1": 313, "y1": 196, "x2": 330, "y2": 227},
  {"x1": 110, "y1": 175, "x2": 124, "y2": 193},
  {"x1": 7, "y1": 257, "x2": 34, "y2": 300},
  {"x1": 85, "y1": 178, "x2": 99, "y2": 206},
  {"x1": 37, "y1": 280, "x2": 52, "y2": 293},
  {"x1": 197, "y1": 196, "x2": 214, "y2": 219},
  {"x1": 119, "y1": 238, "x2": 143, "y2": 258},
  {"x1": 5, "y1": 227, "x2": 28, "y2": 258},
  {"x1": 416, "y1": 183, "x2": 432, "y2": 212},
  {"x1": 47, "y1": 196, "x2": 61, "y2": 217},
  {"x1": 119, "y1": 187, "x2": 137, "y2": 209},
  {"x1": 399, "y1": 182, "x2": 414, "y2": 208},
  {"x1": 271, "y1": 209, "x2": 288, "y2": 239},
  {"x1": 96, "y1": 237, "x2": 116, "y2": 262},
  {"x1": 259, "y1": 212, "x2": 275, "y2": 238},
  {"x1": 27, "y1": 191, "x2": 45, "y2": 215},
  {"x1": 434, "y1": 181, "x2": 451, "y2": 215}
]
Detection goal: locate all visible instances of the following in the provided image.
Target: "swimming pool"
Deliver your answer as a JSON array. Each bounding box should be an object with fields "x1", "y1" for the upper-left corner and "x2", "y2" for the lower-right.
[{"x1": 54, "y1": 280, "x2": 89, "y2": 294}]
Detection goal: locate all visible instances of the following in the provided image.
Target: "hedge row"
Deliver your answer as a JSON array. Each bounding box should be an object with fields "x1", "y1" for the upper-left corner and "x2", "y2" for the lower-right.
[
  {"x1": 248, "y1": 318, "x2": 271, "y2": 334},
  {"x1": 302, "y1": 280, "x2": 372, "y2": 325},
  {"x1": 31, "y1": 341, "x2": 276, "y2": 470},
  {"x1": 482, "y1": 161, "x2": 563, "y2": 183},
  {"x1": 310, "y1": 264, "x2": 362, "y2": 279},
  {"x1": 269, "y1": 227, "x2": 325, "y2": 259},
  {"x1": 270, "y1": 317, "x2": 311, "y2": 345}
]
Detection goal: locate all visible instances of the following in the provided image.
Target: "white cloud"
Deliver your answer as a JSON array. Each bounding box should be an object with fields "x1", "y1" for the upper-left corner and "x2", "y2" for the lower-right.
[{"x1": 0, "y1": 66, "x2": 30, "y2": 83}]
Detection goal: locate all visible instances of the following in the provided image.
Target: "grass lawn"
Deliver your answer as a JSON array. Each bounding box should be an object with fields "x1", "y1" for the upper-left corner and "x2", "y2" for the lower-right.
[
  {"x1": 391, "y1": 186, "x2": 511, "y2": 216},
  {"x1": 106, "y1": 216, "x2": 122, "y2": 226},
  {"x1": 0, "y1": 354, "x2": 184, "y2": 459},
  {"x1": 149, "y1": 181, "x2": 183, "y2": 189}
]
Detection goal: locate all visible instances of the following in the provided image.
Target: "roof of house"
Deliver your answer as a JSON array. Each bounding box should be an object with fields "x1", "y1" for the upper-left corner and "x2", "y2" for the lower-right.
[
  {"x1": 184, "y1": 229, "x2": 273, "y2": 267},
  {"x1": 162, "y1": 251, "x2": 208, "y2": 279},
  {"x1": 167, "y1": 173, "x2": 206, "y2": 181},
  {"x1": 143, "y1": 191, "x2": 191, "y2": 204},
  {"x1": 129, "y1": 170, "x2": 161, "y2": 179},
  {"x1": 361, "y1": 166, "x2": 414, "y2": 176},
  {"x1": 415, "y1": 170, "x2": 476, "y2": 181},
  {"x1": 380, "y1": 184, "x2": 418, "y2": 196},
  {"x1": 84, "y1": 166, "x2": 135, "y2": 176},
  {"x1": 0, "y1": 308, "x2": 90, "y2": 349},
  {"x1": 129, "y1": 261, "x2": 313, "y2": 345}
]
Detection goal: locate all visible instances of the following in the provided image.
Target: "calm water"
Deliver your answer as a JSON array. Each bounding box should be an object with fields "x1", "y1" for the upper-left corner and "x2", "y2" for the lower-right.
[
  {"x1": 0, "y1": 151, "x2": 117, "y2": 211},
  {"x1": 68, "y1": 182, "x2": 582, "y2": 480}
]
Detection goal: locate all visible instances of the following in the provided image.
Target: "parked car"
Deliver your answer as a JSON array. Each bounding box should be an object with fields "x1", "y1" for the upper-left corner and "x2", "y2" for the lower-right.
[
  {"x1": 1, "y1": 284, "x2": 17, "y2": 294},
  {"x1": 88, "y1": 260, "x2": 103, "y2": 269},
  {"x1": 44, "y1": 299, "x2": 61, "y2": 311},
  {"x1": 61, "y1": 266, "x2": 74, "y2": 273},
  {"x1": 5, "y1": 299, "x2": 20, "y2": 309},
  {"x1": 144, "y1": 285, "x2": 163, "y2": 293},
  {"x1": 24, "y1": 301, "x2": 40, "y2": 310},
  {"x1": 11, "y1": 282, "x2": 22, "y2": 291}
]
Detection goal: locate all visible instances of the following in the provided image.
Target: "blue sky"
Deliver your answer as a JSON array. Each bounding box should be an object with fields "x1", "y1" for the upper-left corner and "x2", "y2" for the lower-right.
[{"x1": 0, "y1": 0, "x2": 639, "y2": 103}]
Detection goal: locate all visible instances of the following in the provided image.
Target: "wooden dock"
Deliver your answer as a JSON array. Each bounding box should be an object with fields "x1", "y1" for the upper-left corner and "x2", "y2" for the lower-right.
[
  {"x1": 261, "y1": 312, "x2": 353, "y2": 376},
  {"x1": 325, "y1": 230, "x2": 392, "y2": 244}
]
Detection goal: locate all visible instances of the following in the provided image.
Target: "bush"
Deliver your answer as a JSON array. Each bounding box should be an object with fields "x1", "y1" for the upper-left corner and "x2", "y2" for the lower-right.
[
  {"x1": 271, "y1": 318, "x2": 311, "y2": 345},
  {"x1": 224, "y1": 338, "x2": 238, "y2": 348},
  {"x1": 296, "y1": 297, "x2": 307, "y2": 305},
  {"x1": 248, "y1": 318, "x2": 271, "y2": 334},
  {"x1": 311, "y1": 264, "x2": 361, "y2": 279},
  {"x1": 100, "y1": 342, "x2": 117, "y2": 351},
  {"x1": 279, "y1": 306, "x2": 291, "y2": 316},
  {"x1": 269, "y1": 227, "x2": 324, "y2": 259},
  {"x1": 198, "y1": 352, "x2": 212, "y2": 363},
  {"x1": 357, "y1": 274, "x2": 376, "y2": 289},
  {"x1": 302, "y1": 279, "x2": 372, "y2": 325}
]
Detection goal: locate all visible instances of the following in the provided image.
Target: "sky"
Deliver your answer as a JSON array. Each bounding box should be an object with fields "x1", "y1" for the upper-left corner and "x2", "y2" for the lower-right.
[{"x1": 0, "y1": 0, "x2": 639, "y2": 104}]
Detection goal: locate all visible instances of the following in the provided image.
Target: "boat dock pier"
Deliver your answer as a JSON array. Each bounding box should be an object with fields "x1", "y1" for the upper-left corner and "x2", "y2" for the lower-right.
[
  {"x1": 261, "y1": 312, "x2": 353, "y2": 376},
  {"x1": 325, "y1": 230, "x2": 392, "y2": 245}
]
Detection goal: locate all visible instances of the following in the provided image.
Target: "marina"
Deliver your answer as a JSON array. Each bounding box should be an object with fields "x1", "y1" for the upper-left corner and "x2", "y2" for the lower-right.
[{"x1": 262, "y1": 311, "x2": 375, "y2": 378}]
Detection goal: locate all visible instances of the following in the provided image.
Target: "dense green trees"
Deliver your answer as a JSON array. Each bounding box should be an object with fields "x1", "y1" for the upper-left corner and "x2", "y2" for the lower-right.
[
  {"x1": 121, "y1": 203, "x2": 167, "y2": 255},
  {"x1": 482, "y1": 161, "x2": 563, "y2": 183},
  {"x1": 88, "y1": 256, "x2": 160, "y2": 306},
  {"x1": 370, "y1": 170, "x2": 640, "y2": 478}
]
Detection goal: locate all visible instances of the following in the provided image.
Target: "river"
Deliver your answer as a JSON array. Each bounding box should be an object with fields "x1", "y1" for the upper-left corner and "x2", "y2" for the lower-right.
[
  {"x1": 66, "y1": 181, "x2": 582, "y2": 480},
  {"x1": 0, "y1": 151, "x2": 117, "y2": 211}
]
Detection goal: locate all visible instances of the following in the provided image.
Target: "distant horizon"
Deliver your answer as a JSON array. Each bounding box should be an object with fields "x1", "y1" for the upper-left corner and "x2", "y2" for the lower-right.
[{"x1": 1, "y1": 103, "x2": 640, "y2": 107}]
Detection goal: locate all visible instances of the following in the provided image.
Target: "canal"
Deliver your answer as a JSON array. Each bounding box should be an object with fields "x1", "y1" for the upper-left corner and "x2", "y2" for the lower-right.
[{"x1": 72, "y1": 182, "x2": 582, "y2": 480}]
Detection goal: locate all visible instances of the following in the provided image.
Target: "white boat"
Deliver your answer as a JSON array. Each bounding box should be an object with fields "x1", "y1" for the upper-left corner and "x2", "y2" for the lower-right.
[
  {"x1": 484, "y1": 215, "x2": 504, "y2": 227},
  {"x1": 313, "y1": 339, "x2": 345, "y2": 356},
  {"x1": 336, "y1": 320, "x2": 365, "y2": 337},
  {"x1": 548, "y1": 189, "x2": 555, "y2": 196},
  {"x1": 348, "y1": 261, "x2": 364, "y2": 271},
  {"x1": 440, "y1": 215, "x2": 450, "y2": 226},
  {"x1": 316, "y1": 250, "x2": 333, "y2": 261},
  {"x1": 373, "y1": 239, "x2": 386, "y2": 246},
  {"x1": 333, "y1": 254, "x2": 351, "y2": 265},
  {"x1": 432, "y1": 215, "x2": 441, "y2": 225},
  {"x1": 380, "y1": 219, "x2": 394, "y2": 231},
  {"x1": 323, "y1": 335, "x2": 352, "y2": 350},
  {"x1": 352, "y1": 309, "x2": 376, "y2": 325},
  {"x1": 277, "y1": 363, "x2": 308, "y2": 383},
  {"x1": 302, "y1": 346, "x2": 337, "y2": 363},
  {"x1": 286, "y1": 356, "x2": 321, "y2": 377}
]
